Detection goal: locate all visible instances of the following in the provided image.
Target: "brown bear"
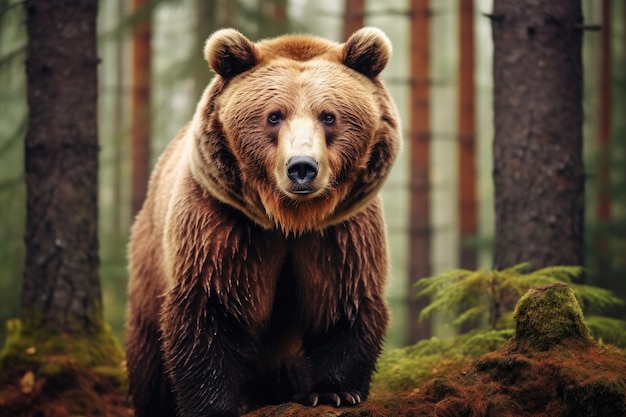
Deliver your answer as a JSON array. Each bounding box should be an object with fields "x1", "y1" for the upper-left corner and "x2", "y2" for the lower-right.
[{"x1": 126, "y1": 27, "x2": 401, "y2": 417}]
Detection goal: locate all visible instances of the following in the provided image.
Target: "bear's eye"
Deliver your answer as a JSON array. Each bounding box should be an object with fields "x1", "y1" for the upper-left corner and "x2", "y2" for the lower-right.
[
  {"x1": 267, "y1": 111, "x2": 283, "y2": 125},
  {"x1": 320, "y1": 112, "x2": 335, "y2": 125}
]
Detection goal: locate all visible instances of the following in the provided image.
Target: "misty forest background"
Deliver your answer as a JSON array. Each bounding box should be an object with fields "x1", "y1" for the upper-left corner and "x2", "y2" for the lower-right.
[{"x1": 1, "y1": 0, "x2": 625, "y2": 350}]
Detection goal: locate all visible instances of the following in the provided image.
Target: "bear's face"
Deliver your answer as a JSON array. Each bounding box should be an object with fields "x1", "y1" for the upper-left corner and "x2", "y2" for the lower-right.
[
  {"x1": 219, "y1": 60, "x2": 380, "y2": 207},
  {"x1": 193, "y1": 28, "x2": 400, "y2": 233}
]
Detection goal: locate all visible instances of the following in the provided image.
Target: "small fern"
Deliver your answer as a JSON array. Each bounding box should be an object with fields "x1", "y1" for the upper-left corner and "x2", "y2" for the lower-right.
[
  {"x1": 415, "y1": 264, "x2": 625, "y2": 334},
  {"x1": 585, "y1": 316, "x2": 626, "y2": 347}
]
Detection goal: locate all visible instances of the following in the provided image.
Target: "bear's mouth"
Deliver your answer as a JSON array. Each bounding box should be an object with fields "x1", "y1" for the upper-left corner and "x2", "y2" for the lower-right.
[{"x1": 288, "y1": 186, "x2": 316, "y2": 195}]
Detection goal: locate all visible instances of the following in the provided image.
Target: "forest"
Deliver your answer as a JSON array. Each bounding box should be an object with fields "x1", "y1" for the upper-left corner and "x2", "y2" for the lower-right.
[{"x1": 0, "y1": 0, "x2": 625, "y2": 416}]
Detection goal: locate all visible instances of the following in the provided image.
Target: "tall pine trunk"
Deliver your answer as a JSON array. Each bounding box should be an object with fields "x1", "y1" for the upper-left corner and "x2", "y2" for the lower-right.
[
  {"x1": 0, "y1": 2, "x2": 123, "y2": 393},
  {"x1": 112, "y1": 0, "x2": 127, "y2": 238},
  {"x1": 0, "y1": 2, "x2": 126, "y2": 411},
  {"x1": 457, "y1": 0, "x2": 477, "y2": 270},
  {"x1": 491, "y1": 0, "x2": 585, "y2": 271},
  {"x1": 0, "y1": 2, "x2": 126, "y2": 410},
  {"x1": 596, "y1": 0, "x2": 612, "y2": 257},
  {"x1": 131, "y1": 0, "x2": 152, "y2": 218},
  {"x1": 22, "y1": 0, "x2": 103, "y2": 333},
  {"x1": 597, "y1": 0, "x2": 612, "y2": 219},
  {"x1": 193, "y1": 0, "x2": 218, "y2": 101},
  {"x1": 343, "y1": 0, "x2": 364, "y2": 41},
  {"x1": 408, "y1": 0, "x2": 432, "y2": 343}
]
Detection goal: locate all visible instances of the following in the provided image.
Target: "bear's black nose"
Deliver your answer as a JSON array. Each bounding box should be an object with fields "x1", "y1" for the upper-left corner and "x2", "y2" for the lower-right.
[{"x1": 286, "y1": 156, "x2": 319, "y2": 186}]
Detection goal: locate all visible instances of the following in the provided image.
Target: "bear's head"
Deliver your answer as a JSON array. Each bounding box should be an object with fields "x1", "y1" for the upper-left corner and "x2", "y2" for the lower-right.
[{"x1": 190, "y1": 28, "x2": 401, "y2": 234}]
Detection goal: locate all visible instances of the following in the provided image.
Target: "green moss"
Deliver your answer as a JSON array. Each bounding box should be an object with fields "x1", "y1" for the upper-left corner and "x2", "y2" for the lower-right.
[
  {"x1": 372, "y1": 329, "x2": 513, "y2": 394},
  {"x1": 510, "y1": 283, "x2": 594, "y2": 352},
  {"x1": 458, "y1": 329, "x2": 514, "y2": 356},
  {"x1": 373, "y1": 343, "x2": 450, "y2": 393},
  {"x1": 0, "y1": 317, "x2": 124, "y2": 372}
]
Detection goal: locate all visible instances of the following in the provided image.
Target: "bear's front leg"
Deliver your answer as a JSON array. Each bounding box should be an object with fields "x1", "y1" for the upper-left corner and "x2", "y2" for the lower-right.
[
  {"x1": 298, "y1": 296, "x2": 388, "y2": 407},
  {"x1": 159, "y1": 202, "x2": 287, "y2": 417},
  {"x1": 160, "y1": 282, "x2": 257, "y2": 417},
  {"x1": 293, "y1": 205, "x2": 390, "y2": 407}
]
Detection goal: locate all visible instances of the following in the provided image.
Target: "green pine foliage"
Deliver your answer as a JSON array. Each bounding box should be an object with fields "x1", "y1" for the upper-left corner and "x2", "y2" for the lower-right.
[
  {"x1": 415, "y1": 264, "x2": 626, "y2": 346},
  {"x1": 585, "y1": 316, "x2": 626, "y2": 348}
]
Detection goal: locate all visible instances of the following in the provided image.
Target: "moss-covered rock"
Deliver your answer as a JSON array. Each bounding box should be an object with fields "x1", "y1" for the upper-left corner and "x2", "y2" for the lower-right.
[{"x1": 510, "y1": 282, "x2": 594, "y2": 352}]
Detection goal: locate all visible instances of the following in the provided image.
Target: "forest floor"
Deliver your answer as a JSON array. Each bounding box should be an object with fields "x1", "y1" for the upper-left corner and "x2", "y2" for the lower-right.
[
  {"x1": 246, "y1": 343, "x2": 626, "y2": 417},
  {"x1": 0, "y1": 362, "x2": 132, "y2": 417},
  {"x1": 1, "y1": 283, "x2": 625, "y2": 416}
]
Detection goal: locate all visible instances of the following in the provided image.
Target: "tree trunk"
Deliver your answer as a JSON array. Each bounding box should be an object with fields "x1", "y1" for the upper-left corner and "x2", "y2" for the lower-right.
[
  {"x1": 408, "y1": 0, "x2": 432, "y2": 343},
  {"x1": 491, "y1": 0, "x2": 585, "y2": 271},
  {"x1": 457, "y1": 0, "x2": 477, "y2": 271},
  {"x1": 193, "y1": 0, "x2": 218, "y2": 101},
  {"x1": 596, "y1": 0, "x2": 612, "y2": 253},
  {"x1": 22, "y1": 0, "x2": 102, "y2": 333},
  {"x1": 0, "y1": 2, "x2": 130, "y2": 413},
  {"x1": 343, "y1": 0, "x2": 364, "y2": 41},
  {"x1": 131, "y1": 0, "x2": 151, "y2": 218},
  {"x1": 223, "y1": 0, "x2": 234, "y2": 27},
  {"x1": 112, "y1": 0, "x2": 127, "y2": 238}
]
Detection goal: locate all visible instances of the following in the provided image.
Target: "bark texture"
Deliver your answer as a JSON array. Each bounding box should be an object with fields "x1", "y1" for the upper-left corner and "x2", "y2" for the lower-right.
[
  {"x1": 22, "y1": 0, "x2": 102, "y2": 332},
  {"x1": 492, "y1": 0, "x2": 585, "y2": 270}
]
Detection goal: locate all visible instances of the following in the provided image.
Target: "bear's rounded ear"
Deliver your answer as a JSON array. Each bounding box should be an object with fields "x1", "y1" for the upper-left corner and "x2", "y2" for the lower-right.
[
  {"x1": 205, "y1": 28, "x2": 258, "y2": 78},
  {"x1": 341, "y1": 27, "x2": 391, "y2": 78}
]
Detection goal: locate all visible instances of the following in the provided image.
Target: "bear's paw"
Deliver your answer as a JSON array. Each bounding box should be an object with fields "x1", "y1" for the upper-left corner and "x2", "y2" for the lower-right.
[{"x1": 292, "y1": 390, "x2": 363, "y2": 408}]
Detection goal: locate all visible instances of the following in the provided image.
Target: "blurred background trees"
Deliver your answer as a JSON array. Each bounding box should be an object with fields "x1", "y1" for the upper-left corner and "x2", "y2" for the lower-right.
[{"x1": 1, "y1": 0, "x2": 624, "y2": 349}]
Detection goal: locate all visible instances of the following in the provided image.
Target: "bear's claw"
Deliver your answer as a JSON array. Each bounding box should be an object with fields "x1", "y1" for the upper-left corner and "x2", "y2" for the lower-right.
[{"x1": 293, "y1": 390, "x2": 362, "y2": 407}]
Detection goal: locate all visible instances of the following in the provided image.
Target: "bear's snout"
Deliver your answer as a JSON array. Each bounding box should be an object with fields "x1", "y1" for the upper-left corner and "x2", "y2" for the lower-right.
[{"x1": 286, "y1": 156, "x2": 319, "y2": 192}]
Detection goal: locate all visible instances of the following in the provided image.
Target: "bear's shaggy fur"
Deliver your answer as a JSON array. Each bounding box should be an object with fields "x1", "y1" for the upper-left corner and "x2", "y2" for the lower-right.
[{"x1": 126, "y1": 27, "x2": 401, "y2": 417}]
